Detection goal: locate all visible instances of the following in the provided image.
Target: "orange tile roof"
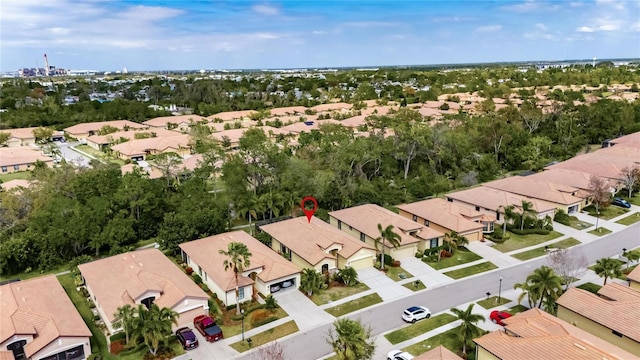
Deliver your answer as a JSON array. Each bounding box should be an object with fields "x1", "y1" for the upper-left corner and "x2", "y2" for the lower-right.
[
  {"x1": 529, "y1": 169, "x2": 611, "y2": 191},
  {"x1": 329, "y1": 204, "x2": 443, "y2": 247},
  {"x1": 86, "y1": 128, "x2": 182, "y2": 145},
  {"x1": 546, "y1": 144, "x2": 640, "y2": 180},
  {"x1": 78, "y1": 248, "x2": 208, "y2": 324},
  {"x1": 179, "y1": 231, "x2": 300, "y2": 291},
  {"x1": 279, "y1": 119, "x2": 341, "y2": 134},
  {"x1": 627, "y1": 265, "x2": 640, "y2": 283},
  {"x1": 0, "y1": 276, "x2": 91, "y2": 358},
  {"x1": 482, "y1": 176, "x2": 584, "y2": 205},
  {"x1": 143, "y1": 114, "x2": 208, "y2": 127},
  {"x1": 0, "y1": 351, "x2": 13, "y2": 360},
  {"x1": 397, "y1": 198, "x2": 487, "y2": 234},
  {"x1": 445, "y1": 186, "x2": 557, "y2": 214},
  {"x1": 110, "y1": 134, "x2": 191, "y2": 156},
  {"x1": 311, "y1": 102, "x2": 353, "y2": 112},
  {"x1": 64, "y1": 120, "x2": 147, "y2": 135},
  {"x1": 557, "y1": 284, "x2": 640, "y2": 342},
  {"x1": 0, "y1": 179, "x2": 33, "y2": 191},
  {"x1": 268, "y1": 106, "x2": 308, "y2": 117},
  {"x1": 0, "y1": 127, "x2": 38, "y2": 139},
  {"x1": 0, "y1": 147, "x2": 53, "y2": 167},
  {"x1": 208, "y1": 110, "x2": 257, "y2": 121},
  {"x1": 260, "y1": 216, "x2": 376, "y2": 266},
  {"x1": 414, "y1": 345, "x2": 462, "y2": 360},
  {"x1": 474, "y1": 308, "x2": 638, "y2": 360}
]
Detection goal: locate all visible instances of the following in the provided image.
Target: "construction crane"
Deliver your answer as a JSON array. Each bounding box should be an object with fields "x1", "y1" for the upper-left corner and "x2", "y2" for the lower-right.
[{"x1": 44, "y1": 53, "x2": 50, "y2": 77}]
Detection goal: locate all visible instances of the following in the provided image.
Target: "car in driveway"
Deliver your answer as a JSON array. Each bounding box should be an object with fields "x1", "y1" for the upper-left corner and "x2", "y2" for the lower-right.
[
  {"x1": 175, "y1": 327, "x2": 199, "y2": 350},
  {"x1": 193, "y1": 315, "x2": 224, "y2": 342},
  {"x1": 387, "y1": 350, "x2": 414, "y2": 360},
  {"x1": 612, "y1": 197, "x2": 631, "y2": 209},
  {"x1": 490, "y1": 310, "x2": 513, "y2": 326},
  {"x1": 402, "y1": 306, "x2": 431, "y2": 323}
]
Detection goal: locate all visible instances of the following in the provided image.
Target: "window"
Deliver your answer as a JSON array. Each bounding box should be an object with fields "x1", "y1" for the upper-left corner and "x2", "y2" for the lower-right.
[
  {"x1": 447, "y1": 198, "x2": 453, "y2": 202},
  {"x1": 612, "y1": 330, "x2": 623, "y2": 338},
  {"x1": 1, "y1": 166, "x2": 6, "y2": 173},
  {"x1": 238, "y1": 287, "x2": 245, "y2": 300},
  {"x1": 424, "y1": 220, "x2": 430, "y2": 226},
  {"x1": 360, "y1": 232, "x2": 365, "y2": 242},
  {"x1": 281, "y1": 244, "x2": 288, "y2": 254},
  {"x1": 412, "y1": 215, "x2": 417, "y2": 221},
  {"x1": 198, "y1": 267, "x2": 202, "y2": 276},
  {"x1": 141, "y1": 296, "x2": 155, "y2": 309},
  {"x1": 7, "y1": 340, "x2": 27, "y2": 360},
  {"x1": 322, "y1": 264, "x2": 329, "y2": 273},
  {"x1": 430, "y1": 238, "x2": 438, "y2": 248},
  {"x1": 496, "y1": 212, "x2": 501, "y2": 221},
  {"x1": 475, "y1": 206, "x2": 480, "y2": 211},
  {"x1": 337, "y1": 220, "x2": 342, "y2": 230},
  {"x1": 13, "y1": 165, "x2": 19, "y2": 171}
]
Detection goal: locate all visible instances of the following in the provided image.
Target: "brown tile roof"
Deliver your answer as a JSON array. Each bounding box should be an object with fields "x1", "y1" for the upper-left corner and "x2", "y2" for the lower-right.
[
  {"x1": 179, "y1": 231, "x2": 300, "y2": 291},
  {"x1": 360, "y1": 105, "x2": 395, "y2": 116},
  {"x1": 0, "y1": 147, "x2": 53, "y2": 167},
  {"x1": 260, "y1": 216, "x2": 376, "y2": 266},
  {"x1": 0, "y1": 275, "x2": 91, "y2": 358},
  {"x1": 110, "y1": 134, "x2": 191, "y2": 156},
  {"x1": 0, "y1": 351, "x2": 13, "y2": 360},
  {"x1": 279, "y1": 119, "x2": 341, "y2": 134},
  {"x1": 0, "y1": 127, "x2": 38, "y2": 139},
  {"x1": 610, "y1": 132, "x2": 640, "y2": 146},
  {"x1": 268, "y1": 106, "x2": 308, "y2": 117},
  {"x1": 627, "y1": 265, "x2": 640, "y2": 283},
  {"x1": 208, "y1": 110, "x2": 257, "y2": 121},
  {"x1": 337, "y1": 115, "x2": 367, "y2": 128},
  {"x1": 529, "y1": 169, "x2": 611, "y2": 191},
  {"x1": 445, "y1": 186, "x2": 557, "y2": 214},
  {"x1": 483, "y1": 176, "x2": 584, "y2": 205},
  {"x1": 329, "y1": 204, "x2": 443, "y2": 247},
  {"x1": 78, "y1": 248, "x2": 208, "y2": 324},
  {"x1": 143, "y1": 115, "x2": 208, "y2": 127},
  {"x1": 0, "y1": 179, "x2": 33, "y2": 191},
  {"x1": 311, "y1": 102, "x2": 353, "y2": 112},
  {"x1": 398, "y1": 199, "x2": 488, "y2": 234},
  {"x1": 64, "y1": 120, "x2": 147, "y2": 135},
  {"x1": 86, "y1": 128, "x2": 182, "y2": 146},
  {"x1": 474, "y1": 308, "x2": 638, "y2": 360},
  {"x1": 414, "y1": 345, "x2": 462, "y2": 360},
  {"x1": 557, "y1": 284, "x2": 640, "y2": 342},
  {"x1": 546, "y1": 145, "x2": 640, "y2": 180}
]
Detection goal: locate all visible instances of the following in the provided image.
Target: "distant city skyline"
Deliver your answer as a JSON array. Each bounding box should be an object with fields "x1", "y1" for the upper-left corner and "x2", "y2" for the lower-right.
[{"x1": 2, "y1": 0, "x2": 639, "y2": 72}]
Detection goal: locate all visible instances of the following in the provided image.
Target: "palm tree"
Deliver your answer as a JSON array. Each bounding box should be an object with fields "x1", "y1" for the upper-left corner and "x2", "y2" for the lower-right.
[
  {"x1": 501, "y1": 205, "x2": 516, "y2": 233},
  {"x1": 113, "y1": 304, "x2": 137, "y2": 345},
  {"x1": 443, "y1": 231, "x2": 469, "y2": 254},
  {"x1": 235, "y1": 193, "x2": 260, "y2": 235},
  {"x1": 219, "y1": 242, "x2": 252, "y2": 314},
  {"x1": 327, "y1": 318, "x2": 375, "y2": 360},
  {"x1": 131, "y1": 304, "x2": 178, "y2": 356},
  {"x1": 375, "y1": 224, "x2": 401, "y2": 270},
  {"x1": 260, "y1": 191, "x2": 284, "y2": 220},
  {"x1": 519, "y1": 200, "x2": 536, "y2": 230},
  {"x1": 526, "y1": 265, "x2": 563, "y2": 309},
  {"x1": 338, "y1": 267, "x2": 358, "y2": 287},
  {"x1": 300, "y1": 268, "x2": 323, "y2": 296},
  {"x1": 626, "y1": 251, "x2": 640, "y2": 269},
  {"x1": 514, "y1": 281, "x2": 538, "y2": 309},
  {"x1": 450, "y1": 304, "x2": 485, "y2": 355},
  {"x1": 593, "y1": 257, "x2": 622, "y2": 285}
]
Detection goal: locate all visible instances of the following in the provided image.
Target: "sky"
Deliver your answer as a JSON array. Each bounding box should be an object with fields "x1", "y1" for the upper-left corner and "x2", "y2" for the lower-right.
[{"x1": 1, "y1": 0, "x2": 639, "y2": 72}]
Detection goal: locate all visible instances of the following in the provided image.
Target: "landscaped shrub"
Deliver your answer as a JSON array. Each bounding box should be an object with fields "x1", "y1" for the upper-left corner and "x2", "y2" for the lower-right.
[
  {"x1": 93, "y1": 315, "x2": 101, "y2": 321},
  {"x1": 509, "y1": 228, "x2": 550, "y2": 235},
  {"x1": 415, "y1": 251, "x2": 423, "y2": 258},
  {"x1": 383, "y1": 254, "x2": 393, "y2": 265},
  {"x1": 252, "y1": 316, "x2": 278, "y2": 327},
  {"x1": 80, "y1": 287, "x2": 90, "y2": 298},
  {"x1": 109, "y1": 340, "x2": 125, "y2": 355},
  {"x1": 110, "y1": 332, "x2": 126, "y2": 342},
  {"x1": 440, "y1": 250, "x2": 452, "y2": 258},
  {"x1": 424, "y1": 247, "x2": 441, "y2": 256},
  {"x1": 553, "y1": 209, "x2": 571, "y2": 226},
  {"x1": 185, "y1": 267, "x2": 193, "y2": 275},
  {"x1": 192, "y1": 274, "x2": 202, "y2": 284},
  {"x1": 200, "y1": 283, "x2": 209, "y2": 292}
]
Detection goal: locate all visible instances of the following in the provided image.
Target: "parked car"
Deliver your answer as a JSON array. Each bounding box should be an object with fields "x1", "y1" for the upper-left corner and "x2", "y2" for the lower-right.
[
  {"x1": 194, "y1": 315, "x2": 224, "y2": 342},
  {"x1": 387, "y1": 350, "x2": 414, "y2": 360},
  {"x1": 282, "y1": 280, "x2": 294, "y2": 288},
  {"x1": 490, "y1": 310, "x2": 513, "y2": 326},
  {"x1": 402, "y1": 306, "x2": 431, "y2": 323},
  {"x1": 175, "y1": 327, "x2": 199, "y2": 350},
  {"x1": 612, "y1": 197, "x2": 631, "y2": 209},
  {"x1": 271, "y1": 284, "x2": 281, "y2": 293}
]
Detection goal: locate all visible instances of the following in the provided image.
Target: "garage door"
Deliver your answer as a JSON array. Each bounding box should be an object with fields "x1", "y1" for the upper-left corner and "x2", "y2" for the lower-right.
[
  {"x1": 348, "y1": 256, "x2": 374, "y2": 270},
  {"x1": 391, "y1": 245, "x2": 417, "y2": 260},
  {"x1": 175, "y1": 307, "x2": 206, "y2": 329}
]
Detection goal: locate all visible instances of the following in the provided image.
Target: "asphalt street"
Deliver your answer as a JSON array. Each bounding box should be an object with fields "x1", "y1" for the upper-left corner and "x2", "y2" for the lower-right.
[
  {"x1": 236, "y1": 223, "x2": 640, "y2": 360},
  {"x1": 56, "y1": 141, "x2": 92, "y2": 167}
]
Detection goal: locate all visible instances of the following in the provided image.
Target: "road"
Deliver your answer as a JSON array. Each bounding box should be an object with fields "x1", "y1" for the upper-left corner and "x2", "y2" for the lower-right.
[
  {"x1": 56, "y1": 141, "x2": 93, "y2": 168},
  {"x1": 237, "y1": 223, "x2": 640, "y2": 360}
]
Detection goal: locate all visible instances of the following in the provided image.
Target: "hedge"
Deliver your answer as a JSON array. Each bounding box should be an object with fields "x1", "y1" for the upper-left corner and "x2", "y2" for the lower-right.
[
  {"x1": 110, "y1": 332, "x2": 126, "y2": 342},
  {"x1": 252, "y1": 316, "x2": 278, "y2": 327},
  {"x1": 508, "y1": 228, "x2": 550, "y2": 235}
]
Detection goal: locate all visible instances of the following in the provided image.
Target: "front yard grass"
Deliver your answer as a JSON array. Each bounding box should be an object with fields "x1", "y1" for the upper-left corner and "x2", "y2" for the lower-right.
[
  {"x1": 492, "y1": 230, "x2": 563, "y2": 253},
  {"x1": 477, "y1": 296, "x2": 511, "y2": 310},
  {"x1": 310, "y1": 282, "x2": 369, "y2": 306},
  {"x1": 508, "y1": 305, "x2": 529, "y2": 314},
  {"x1": 385, "y1": 266, "x2": 414, "y2": 281},
  {"x1": 424, "y1": 248, "x2": 482, "y2": 270},
  {"x1": 577, "y1": 282, "x2": 603, "y2": 294},
  {"x1": 0, "y1": 171, "x2": 32, "y2": 182},
  {"x1": 566, "y1": 216, "x2": 593, "y2": 230},
  {"x1": 443, "y1": 262, "x2": 498, "y2": 280},
  {"x1": 402, "y1": 280, "x2": 426, "y2": 292},
  {"x1": 402, "y1": 325, "x2": 484, "y2": 359},
  {"x1": 616, "y1": 213, "x2": 640, "y2": 226},
  {"x1": 75, "y1": 145, "x2": 124, "y2": 165},
  {"x1": 219, "y1": 307, "x2": 289, "y2": 337},
  {"x1": 384, "y1": 313, "x2": 457, "y2": 344},
  {"x1": 583, "y1": 205, "x2": 629, "y2": 220},
  {"x1": 619, "y1": 193, "x2": 640, "y2": 206},
  {"x1": 229, "y1": 320, "x2": 299, "y2": 353},
  {"x1": 511, "y1": 237, "x2": 581, "y2": 261},
  {"x1": 587, "y1": 227, "x2": 612, "y2": 236},
  {"x1": 325, "y1": 293, "x2": 383, "y2": 317}
]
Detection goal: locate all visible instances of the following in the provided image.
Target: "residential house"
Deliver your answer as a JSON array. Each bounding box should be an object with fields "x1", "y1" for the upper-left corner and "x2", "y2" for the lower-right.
[
  {"x1": 120, "y1": 163, "x2": 163, "y2": 179},
  {"x1": 179, "y1": 231, "x2": 301, "y2": 305},
  {"x1": 556, "y1": 283, "x2": 640, "y2": 356},
  {"x1": 628, "y1": 265, "x2": 640, "y2": 291},
  {"x1": 328, "y1": 204, "x2": 444, "y2": 260},
  {"x1": 78, "y1": 248, "x2": 209, "y2": 333},
  {"x1": 310, "y1": 102, "x2": 353, "y2": 113},
  {"x1": 208, "y1": 110, "x2": 257, "y2": 122},
  {"x1": 0, "y1": 275, "x2": 91, "y2": 360},
  {"x1": 64, "y1": 120, "x2": 147, "y2": 141},
  {"x1": 110, "y1": 134, "x2": 191, "y2": 161},
  {"x1": 143, "y1": 115, "x2": 208, "y2": 132},
  {"x1": 529, "y1": 168, "x2": 613, "y2": 194},
  {"x1": 85, "y1": 128, "x2": 182, "y2": 151},
  {"x1": 473, "y1": 308, "x2": 638, "y2": 360},
  {"x1": 397, "y1": 198, "x2": 494, "y2": 242},
  {"x1": 259, "y1": 216, "x2": 377, "y2": 273},
  {"x1": 267, "y1": 106, "x2": 308, "y2": 117},
  {"x1": 414, "y1": 345, "x2": 462, "y2": 360},
  {"x1": 0, "y1": 179, "x2": 33, "y2": 192},
  {"x1": 0, "y1": 147, "x2": 53, "y2": 174},
  {"x1": 0, "y1": 127, "x2": 38, "y2": 147},
  {"x1": 279, "y1": 119, "x2": 341, "y2": 134},
  {"x1": 445, "y1": 186, "x2": 557, "y2": 223}
]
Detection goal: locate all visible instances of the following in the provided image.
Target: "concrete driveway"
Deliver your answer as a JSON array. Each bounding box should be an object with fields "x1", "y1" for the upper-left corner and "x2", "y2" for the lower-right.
[
  {"x1": 274, "y1": 289, "x2": 334, "y2": 330},
  {"x1": 357, "y1": 267, "x2": 412, "y2": 301},
  {"x1": 56, "y1": 141, "x2": 92, "y2": 167}
]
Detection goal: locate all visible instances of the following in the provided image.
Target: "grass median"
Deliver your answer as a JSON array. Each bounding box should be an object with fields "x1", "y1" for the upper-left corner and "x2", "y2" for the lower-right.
[
  {"x1": 587, "y1": 227, "x2": 612, "y2": 236},
  {"x1": 493, "y1": 231, "x2": 563, "y2": 253},
  {"x1": 325, "y1": 293, "x2": 383, "y2": 317},
  {"x1": 384, "y1": 313, "x2": 457, "y2": 344},
  {"x1": 616, "y1": 213, "x2": 640, "y2": 226},
  {"x1": 443, "y1": 262, "x2": 497, "y2": 280},
  {"x1": 229, "y1": 320, "x2": 299, "y2": 353},
  {"x1": 511, "y1": 237, "x2": 581, "y2": 261}
]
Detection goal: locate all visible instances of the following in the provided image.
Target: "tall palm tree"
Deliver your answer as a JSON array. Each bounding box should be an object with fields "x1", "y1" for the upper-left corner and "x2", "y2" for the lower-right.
[
  {"x1": 375, "y1": 224, "x2": 401, "y2": 270},
  {"x1": 443, "y1": 231, "x2": 469, "y2": 254},
  {"x1": 626, "y1": 251, "x2": 640, "y2": 269},
  {"x1": 593, "y1": 257, "x2": 622, "y2": 285},
  {"x1": 113, "y1": 304, "x2": 137, "y2": 345},
  {"x1": 131, "y1": 304, "x2": 178, "y2": 356},
  {"x1": 219, "y1": 242, "x2": 252, "y2": 315},
  {"x1": 450, "y1": 304, "x2": 485, "y2": 355},
  {"x1": 300, "y1": 268, "x2": 323, "y2": 296},
  {"x1": 514, "y1": 281, "x2": 538, "y2": 309},
  {"x1": 235, "y1": 193, "x2": 260, "y2": 235},
  {"x1": 327, "y1": 318, "x2": 375, "y2": 360},
  {"x1": 338, "y1": 267, "x2": 358, "y2": 286},
  {"x1": 260, "y1": 191, "x2": 284, "y2": 220},
  {"x1": 519, "y1": 200, "x2": 536, "y2": 230},
  {"x1": 501, "y1": 205, "x2": 516, "y2": 233},
  {"x1": 526, "y1": 265, "x2": 563, "y2": 309}
]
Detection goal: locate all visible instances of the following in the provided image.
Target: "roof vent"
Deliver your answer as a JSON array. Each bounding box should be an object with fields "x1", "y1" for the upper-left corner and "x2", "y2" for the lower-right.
[{"x1": 573, "y1": 343, "x2": 587, "y2": 351}]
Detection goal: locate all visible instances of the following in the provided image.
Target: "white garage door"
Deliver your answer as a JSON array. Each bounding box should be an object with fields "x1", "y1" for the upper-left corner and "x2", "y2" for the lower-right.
[
  {"x1": 348, "y1": 256, "x2": 374, "y2": 270},
  {"x1": 390, "y1": 245, "x2": 417, "y2": 260}
]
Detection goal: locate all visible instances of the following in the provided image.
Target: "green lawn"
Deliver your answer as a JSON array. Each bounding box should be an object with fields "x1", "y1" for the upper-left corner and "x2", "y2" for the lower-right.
[
  {"x1": 587, "y1": 227, "x2": 612, "y2": 236},
  {"x1": 229, "y1": 320, "x2": 299, "y2": 353},
  {"x1": 310, "y1": 283, "x2": 369, "y2": 306},
  {"x1": 618, "y1": 193, "x2": 640, "y2": 206},
  {"x1": 402, "y1": 325, "x2": 483, "y2": 359},
  {"x1": 577, "y1": 282, "x2": 603, "y2": 294},
  {"x1": 219, "y1": 307, "x2": 289, "y2": 337},
  {"x1": 75, "y1": 145, "x2": 125, "y2": 165},
  {"x1": 583, "y1": 205, "x2": 629, "y2": 220},
  {"x1": 443, "y1": 262, "x2": 498, "y2": 280},
  {"x1": 424, "y1": 248, "x2": 482, "y2": 270},
  {"x1": 511, "y1": 237, "x2": 581, "y2": 261},
  {"x1": 477, "y1": 296, "x2": 511, "y2": 310},
  {"x1": 0, "y1": 171, "x2": 32, "y2": 182},
  {"x1": 402, "y1": 280, "x2": 426, "y2": 292},
  {"x1": 566, "y1": 216, "x2": 593, "y2": 230},
  {"x1": 616, "y1": 213, "x2": 640, "y2": 226},
  {"x1": 325, "y1": 293, "x2": 383, "y2": 317},
  {"x1": 384, "y1": 314, "x2": 457, "y2": 344},
  {"x1": 508, "y1": 305, "x2": 530, "y2": 314},
  {"x1": 492, "y1": 230, "x2": 563, "y2": 253},
  {"x1": 1, "y1": 262, "x2": 71, "y2": 282},
  {"x1": 385, "y1": 266, "x2": 414, "y2": 281}
]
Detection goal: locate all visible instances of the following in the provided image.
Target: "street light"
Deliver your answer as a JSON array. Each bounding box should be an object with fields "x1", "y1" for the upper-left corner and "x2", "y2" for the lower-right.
[
  {"x1": 241, "y1": 309, "x2": 245, "y2": 341},
  {"x1": 498, "y1": 276, "x2": 503, "y2": 303}
]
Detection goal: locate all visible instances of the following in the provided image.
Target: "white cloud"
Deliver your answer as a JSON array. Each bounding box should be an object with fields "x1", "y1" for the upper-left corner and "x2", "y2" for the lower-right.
[
  {"x1": 312, "y1": 30, "x2": 326, "y2": 35},
  {"x1": 251, "y1": 4, "x2": 280, "y2": 16},
  {"x1": 500, "y1": 0, "x2": 539, "y2": 12},
  {"x1": 476, "y1": 25, "x2": 502, "y2": 32},
  {"x1": 534, "y1": 23, "x2": 547, "y2": 31},
  {"x1": 633, "y1": 22, "x2": 640, "y2": 32},
  {"x1": 596, "y1": 0, "x2": 625, "y2": 10},
  {"x1": 577, "y1": 26, "x2": 595, "y2": 32}
]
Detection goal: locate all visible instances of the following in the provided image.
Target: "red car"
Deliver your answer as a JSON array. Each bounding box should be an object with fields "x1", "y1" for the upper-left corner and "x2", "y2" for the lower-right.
[
  {"x1": 490, "y1": 310, "x2": 513, "y2": 326},
  {"x1": 194, "y1": 315, "x2": 224, "y2": 342}
]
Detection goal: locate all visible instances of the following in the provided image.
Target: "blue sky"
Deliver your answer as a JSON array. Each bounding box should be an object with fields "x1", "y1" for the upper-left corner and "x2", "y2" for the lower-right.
[{"x1": 1, "y1": 0, "x2": 639, "y2": 71}]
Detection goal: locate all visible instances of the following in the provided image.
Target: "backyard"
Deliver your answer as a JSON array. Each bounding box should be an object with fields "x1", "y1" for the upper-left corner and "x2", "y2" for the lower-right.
[
  {"x1": 0, "y1": 171, "x2": 31, "y2": 182},
  {"x1": 492, "y1": 230, "x2": 563, "y2": 253}
]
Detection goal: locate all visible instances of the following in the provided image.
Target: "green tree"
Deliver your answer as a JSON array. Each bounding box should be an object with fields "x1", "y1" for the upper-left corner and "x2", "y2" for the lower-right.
[
  {"x1": 443, "y1": 231, "x2": 469, "y2": 255},
  {"x1": 449, "y1": 304, "x2": 485, "y2": 355},
  {"x1": 375, "y1": 224, "x2": 401, "y2": 270},
  {"x1": 219, "y1": 242, "x2": 252, "y2": 315},
  {"x1": 154, "y1": 152, "x2": 182, "y2": 189},
  {"x1": 525, "y1": 265, "x2": 563, "y2": 310},
  {"x1": 514, "y1": 281, "x2": 538, "y2": 309},
  {"x1": 0, "y1": 132, "x2": 11, "y2": 146},
  {"x1": 235, "y1": 193, "x2": 261, "y2": 236},
  {"x1": 131, "y1": 304, "x2": 178, "y2": 356},
  {"x1": 337, "y1": 267, "x2": 358, "y2": 286},
  {"x1": 593, "y1": 257, "x2": 622, "y2": 286},
  {"x1": 264, "y1": 295, "x2": 278, "y2": 313},
  {"x1": 300, "y1": 268, "x2": 323, "y2": 296},
  {"x1": 32, "y1": 127, "x2": 54, "y2": 144},
  {"x1": 113, "y1": 304, "x2": 137, "y2": 345},
  {"x1": 589, "y1": 175, "x2": 610, "y2": 230},
  {"x1": 326, "y1": 318, "x2": 375, "y2": 360},
  {"x1": 518, "y1": 200, "x2": 536, "y2": 231},
  {"x1": 260, "y1": 191, "x2": 284, "y2": 220},
  {"x1": 501, "y1": 205, "x2": 516, "y2": 233}
]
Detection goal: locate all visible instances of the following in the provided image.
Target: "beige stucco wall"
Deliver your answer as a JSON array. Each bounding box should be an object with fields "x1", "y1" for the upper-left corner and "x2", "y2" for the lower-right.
[
  {"x1": 185, "y1": 256, "x2": 252, "y2": 306},
  {"x1": 86, "y1": 139, "x2": 103, "y2": 151},
  {"x1": 6, "y1": 137, "x2": 36, "y2": 147},
  {"x1": 557, "y1": 306, "x2": 640, "y2": 356},
  {"x1": 630, "y1": 280, "x2": 640, "y2": 291},
  {"x1": 32, "y1": 336, "x2": 90, "y2": 360},
  {"x1": 1, "y1": 335, "x2": 34, "y2": 356},
  {"x1": 476, "y1": 345, "x2": 501, "y2": 360},
  {"x1": 398, "y1": 210, "x2": 484, "y2": 242},
  {"x1": 1, "y1": 161, "x2": 52, "y2": 174}
]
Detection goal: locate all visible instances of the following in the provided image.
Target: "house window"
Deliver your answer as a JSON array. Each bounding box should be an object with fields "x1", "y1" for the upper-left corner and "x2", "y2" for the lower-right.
[
  {"x1": 475, "y1": 206, "x2": 480, "y2": 211},
  {"x1": 447, "y1": 198, "x2": 453, "y2": 202},
  {"x1": 612, "y1": 330, "x2": 623, "y2": 338},
  {"x1": 412, "y1": 215, "x2": 417, "y2": 221},
  {"x1": 360, "y1": 232, "x2": 365, "y2": 242},
  {"x1": 7, "y1": 340, "x2": 27, "y2": 360},
  {"x1": 13, "y1": 165, "x2": 19, "y2": 171},
  {"x1": 198, "y1": 267, "x2": 202, "y2": 276},
  {"x1": 1, "y1": 166, "x2": 6, "y2": 173},
  {"x1": 204, "y1": 272, "x2": 208, "y2": 281},
  {"x1": 424, "y1": 220, "x2": 430, "y2": 226},
  {"x1": 322, "y1": 264, "x2": 329, "y2": 273},
  {"x1": 281, "y1": 244, "x2": 288, "y2": 254},
  {"x1": 238, "y1": 287, "x2": 245, "y2": 300},
  {"x1": 430, "y1": 238, "x2": 438, "y2": 248},
  {"x1": 337, "y1": 220, "x2": 342, "y2": 230},
  {"x1": 141, "y1": 296, "x2": 155, "y2": 309},
  {"x1": 496, "y1": 212, "x2": 501, "y2": 221}
]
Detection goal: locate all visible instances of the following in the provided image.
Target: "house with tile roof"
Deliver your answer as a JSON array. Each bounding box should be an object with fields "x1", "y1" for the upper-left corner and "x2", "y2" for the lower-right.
[
  {"x1": 628, "y1": 265, "x2": 640, "y2": 291},
  {"x1": 259, "y1": 216, "x2": 377, "y2": 273},
  {"x1": 414, "y1": 345, "x2": 462, "y2": 360},
  {"x1": 142, "y1": 114, "x2": 208, "y2": 132},
  {"x1": 0, "y1": 127, "x2": 38, "y2": 147},
  {"x1": 179, "y1": 231, "x2": 301, "y2": 305},
  {"x1": 328, "y1": 204, "x2": 444, "y2": 260},
  {"x1": 64, "y1": 120, "x2": 147, "y2": 141},
  {"x1": 0, "y1": 147, "x2": 53, "y2": 174},
  {"x1": 397, "y1": 198, "x2": 494, "y2": 242},
  {"x1": 556, "y1": 283, "x2": 640, "y2": 356},
  {"x1": 78, "y1": 248, "x2": 209, "y2": 333},
  {"x1": 473, "y1": 308, "x2": 638, "y2": 360},
  {"x1": 110, "y1": 134, "x2": 191, "y2": 161},
  {"x1": 0, "y1": 275, "x2": 91, "y2": 360},
  {"x1": 85, "y1": 128, "x2": 182, "y2": 151},
  {"x1": 207, "y1": 110, "x2": 257, "y2": 122},
  {"x1": 267, "y1": 106, "x2": 308, "y2": 117}
]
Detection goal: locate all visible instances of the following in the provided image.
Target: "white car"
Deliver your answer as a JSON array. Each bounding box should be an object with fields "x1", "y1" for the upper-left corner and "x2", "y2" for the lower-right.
[
  {"x1": 402, "y1": 306, "x2": 431, "y2": 323},
  {"x1": 387, "y1": 350, "x2": 414, "y2": 360}
]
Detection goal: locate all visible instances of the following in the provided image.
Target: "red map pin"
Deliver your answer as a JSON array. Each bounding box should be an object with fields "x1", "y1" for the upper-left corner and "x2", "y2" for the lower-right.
[{"x1": 300, "y1": 196, "x2": 318, "y2": 223}]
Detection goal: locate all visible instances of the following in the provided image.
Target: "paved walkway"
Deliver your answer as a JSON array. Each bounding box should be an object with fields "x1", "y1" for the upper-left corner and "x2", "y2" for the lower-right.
[
  {"x1": 357, "y1": 267, "x2": 412, "y2": 301},
  {"x1": 400, "y1": 257, "x2": 453, "y2": 288},
  {"x1": 466, "y1": 241, "x2": 520, "y2": 267},
  {"x1": 274, "y1": 289, "x2": 334, "y2": 330}
]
